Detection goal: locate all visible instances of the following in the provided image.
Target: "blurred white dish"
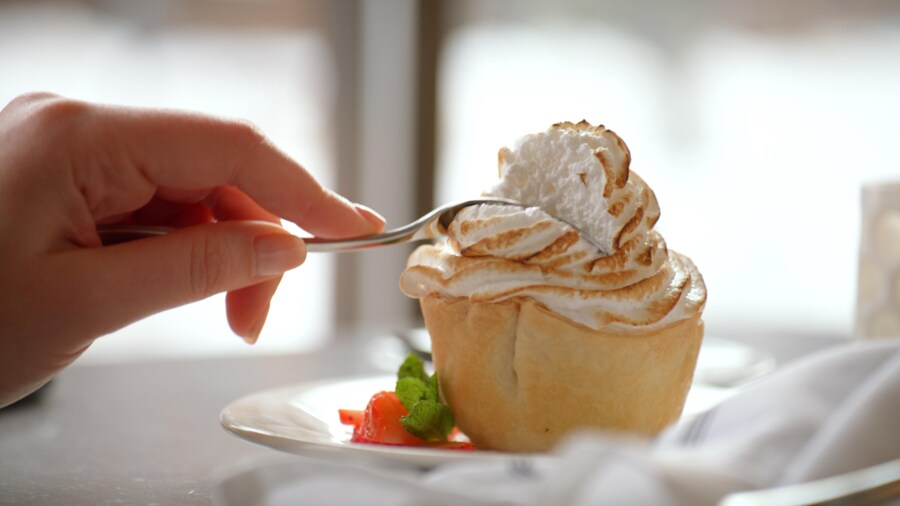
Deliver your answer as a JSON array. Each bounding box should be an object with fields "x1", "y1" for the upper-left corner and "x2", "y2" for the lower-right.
[{"x1": 694, "y1": 336, "x2": 777, "y2": 387}]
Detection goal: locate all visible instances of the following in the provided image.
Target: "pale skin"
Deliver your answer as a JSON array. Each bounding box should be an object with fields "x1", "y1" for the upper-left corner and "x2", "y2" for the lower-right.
[{"x1": 0, "y1": 93, "x2": 386, "y2": 408}]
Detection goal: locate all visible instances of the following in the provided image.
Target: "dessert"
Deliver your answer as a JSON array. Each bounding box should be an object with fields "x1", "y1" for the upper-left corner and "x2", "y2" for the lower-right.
[{"x1": 400, "y1": 121, "x2": 707, "y2": 452}]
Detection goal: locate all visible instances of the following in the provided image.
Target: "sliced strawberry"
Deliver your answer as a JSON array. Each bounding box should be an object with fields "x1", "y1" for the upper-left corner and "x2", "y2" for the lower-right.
[
  {"x1": 340, "y1": 391, "x2": 477, "y2": 450},
  {"x1": 338, "y1": 409, "x2": 364, "y2": 427},
  {"x1": 354, "y1": 391, "x2": 425, "y2": 446}
]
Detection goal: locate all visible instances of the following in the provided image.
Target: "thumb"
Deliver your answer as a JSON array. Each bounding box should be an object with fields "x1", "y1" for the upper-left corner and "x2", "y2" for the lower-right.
[{"x1": 47, "y1": 221, "x2": 306, "y2": 338}]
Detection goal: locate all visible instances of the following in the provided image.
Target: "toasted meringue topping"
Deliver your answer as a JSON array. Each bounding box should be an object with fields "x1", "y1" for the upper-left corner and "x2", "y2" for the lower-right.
[{"x1": 400, "y1": 121, "x2": 706, "y2": 331}]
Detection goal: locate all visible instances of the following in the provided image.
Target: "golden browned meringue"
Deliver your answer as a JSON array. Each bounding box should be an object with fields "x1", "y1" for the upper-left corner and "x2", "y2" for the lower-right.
[{"x1": 400, "y1": 121, "x2": 706, "y2": 331}]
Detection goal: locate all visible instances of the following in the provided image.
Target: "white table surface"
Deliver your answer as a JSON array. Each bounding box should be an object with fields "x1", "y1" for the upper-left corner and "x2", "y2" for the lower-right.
[{"x1": 0, "y1": 330, "x2": 843, "y2": 505}]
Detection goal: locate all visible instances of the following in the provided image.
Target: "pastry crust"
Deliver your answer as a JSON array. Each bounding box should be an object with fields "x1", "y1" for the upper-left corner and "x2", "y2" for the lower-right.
[{"x1": 422, "y1": 295, "x2": 704, "y2": 452}]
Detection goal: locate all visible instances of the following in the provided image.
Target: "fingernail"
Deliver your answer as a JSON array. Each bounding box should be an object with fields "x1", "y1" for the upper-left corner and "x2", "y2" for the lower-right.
[
  {"x1": 253, "y1": 234, "x2": 306, "y2": 278},
  {"x1": 243, "y1": 304, "x2": 270, "y2": 345},
  {"x1": 353, "y1": 203, "x2": 386, "y2": 229}
]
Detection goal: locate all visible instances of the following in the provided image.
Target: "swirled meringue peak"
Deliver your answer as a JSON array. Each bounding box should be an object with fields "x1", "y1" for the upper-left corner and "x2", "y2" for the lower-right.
[{"x1": 400, "y1": 121, "x2": 706, "y2": 331}]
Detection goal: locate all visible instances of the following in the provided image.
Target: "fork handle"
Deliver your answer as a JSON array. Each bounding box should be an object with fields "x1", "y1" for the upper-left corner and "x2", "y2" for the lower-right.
[{"x1": 95, "y1": 224, "x2": 429, "y2": 253}]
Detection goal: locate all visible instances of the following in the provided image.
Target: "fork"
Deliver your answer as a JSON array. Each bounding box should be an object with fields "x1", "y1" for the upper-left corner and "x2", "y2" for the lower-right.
[{"x1": 97, "y1": 197, "x2": 578, "y2": 253}]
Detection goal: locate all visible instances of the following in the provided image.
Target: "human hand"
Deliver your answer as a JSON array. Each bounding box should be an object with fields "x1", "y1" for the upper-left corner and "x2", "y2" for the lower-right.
[{"x1": 0, "y1": 93, "x2": 385, "y2": 407}]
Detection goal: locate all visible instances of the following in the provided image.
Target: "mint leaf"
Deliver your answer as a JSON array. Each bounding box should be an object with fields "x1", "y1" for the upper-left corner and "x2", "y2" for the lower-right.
[
  {"x1": 395, "y1": 377, "x2": 427, "y2": 410},
  {"x1": 395, "y1": 354, "x2": 455, "y2": 441},
  {"x1": 397, "y1": 354, "x2": 428, "y2": 383},
  {"x1": 400, "y1": 399, "x2": 455, "y2": 441}
]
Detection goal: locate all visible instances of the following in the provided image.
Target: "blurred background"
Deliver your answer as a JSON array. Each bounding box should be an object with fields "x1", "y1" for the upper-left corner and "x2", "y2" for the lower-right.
[{"x1": 2, "y1": 0, "x2": 899, "y2": 363}]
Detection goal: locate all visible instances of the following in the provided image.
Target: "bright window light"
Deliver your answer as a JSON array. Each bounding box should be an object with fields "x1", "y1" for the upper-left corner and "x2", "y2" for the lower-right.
[{"x1": 437, "y1": 18, "x2": 900, "y2": 337}]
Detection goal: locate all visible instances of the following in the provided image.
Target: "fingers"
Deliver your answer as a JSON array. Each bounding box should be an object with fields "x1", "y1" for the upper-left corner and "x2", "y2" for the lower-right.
[
  {"x1": 226, "y1": 279, "x2": 280, "y2": 344},
  {"x1": 39, "y1": 221, "x2": 306, "y2": 340},
  {"x1": 2, "y1": 94, "x2": 388, "y2": 348},
  {"x1": 70, "y1": 101, "x2": 385, "y2": 237},
  {"x1": 97, "y1": 187, "x2": 291, "y2": 341},
  {"x1": 204, "y1": 185, "x2": 281, "y2": 224},
  {"x1": 129, "y1": 200, "x2": 215, "y2": 228},
  {"x1": 206, "y1": 186, "x2": 284, "y2": 341},
  {"x1": 205, "y1": 185, "x2": 284, "y2": 340}
]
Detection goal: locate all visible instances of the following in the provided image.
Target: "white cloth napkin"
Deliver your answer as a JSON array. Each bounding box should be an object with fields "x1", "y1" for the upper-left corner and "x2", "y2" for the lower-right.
[{"x1": 214, "y1": 338, "x2": 900, "y2": 506}]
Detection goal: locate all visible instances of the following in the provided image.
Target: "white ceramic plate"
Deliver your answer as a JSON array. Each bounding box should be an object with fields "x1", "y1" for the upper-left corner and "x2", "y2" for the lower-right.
[{"x1": 220, "y1": 375, "x2": 736, "y2": 467}]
